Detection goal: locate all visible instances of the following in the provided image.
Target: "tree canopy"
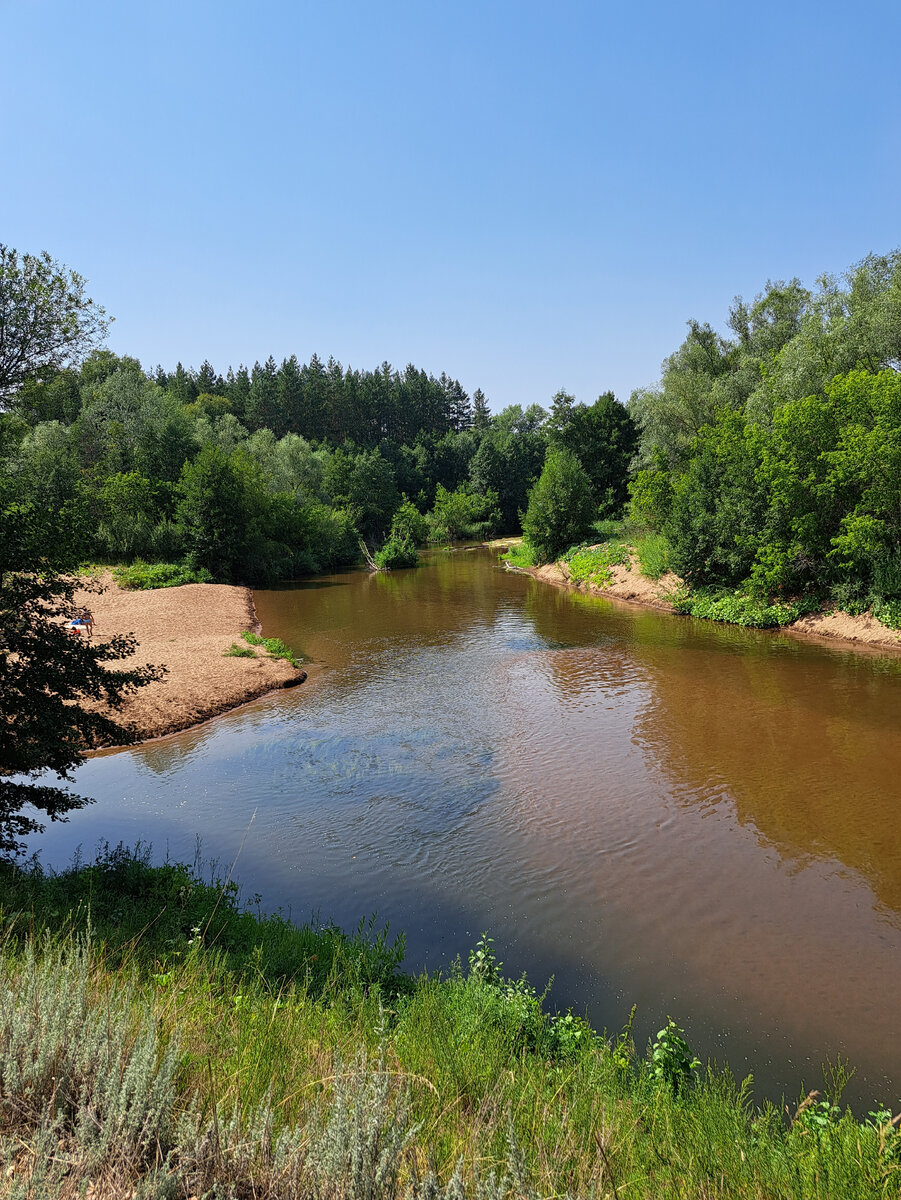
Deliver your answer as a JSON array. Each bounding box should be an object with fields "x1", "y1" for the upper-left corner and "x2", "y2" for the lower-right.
[
  {"x1": 0, "y1": 500, "x2": 163, "y2": 854},
  {"x1": 0, "y1": 245, "x2": 110, "y2": 407}
]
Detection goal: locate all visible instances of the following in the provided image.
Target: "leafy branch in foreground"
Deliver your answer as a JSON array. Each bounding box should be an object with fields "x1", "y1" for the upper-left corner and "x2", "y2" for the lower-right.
[{"x1": 0, "y1": 502, "x2": 164, "y2": 855}]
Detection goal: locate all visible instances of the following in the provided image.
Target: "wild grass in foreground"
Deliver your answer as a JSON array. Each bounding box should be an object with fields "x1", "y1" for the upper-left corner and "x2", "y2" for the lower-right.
[{"x1": 0, "y1": 847, "x2": 899, "y2": 1198}]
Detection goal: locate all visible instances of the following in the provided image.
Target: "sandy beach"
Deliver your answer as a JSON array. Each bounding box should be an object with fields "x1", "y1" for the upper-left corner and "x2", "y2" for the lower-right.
[{"x1": 76, "y1": 573, "x2": 306, "y2": 745}]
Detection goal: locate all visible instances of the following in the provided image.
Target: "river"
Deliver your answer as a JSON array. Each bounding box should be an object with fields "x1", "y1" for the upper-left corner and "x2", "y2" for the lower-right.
[{"x1": 28, "y1": 547, "x2": 901, "y2": 1110}]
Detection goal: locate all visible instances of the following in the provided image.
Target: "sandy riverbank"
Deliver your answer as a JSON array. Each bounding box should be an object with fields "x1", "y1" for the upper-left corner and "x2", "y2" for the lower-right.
[
  {"x1": 76, "y1": 573, "x2": 306, "y2": 745},
  {"x1": 493, "y1": 542, "x2": 901, "y2": 653}
]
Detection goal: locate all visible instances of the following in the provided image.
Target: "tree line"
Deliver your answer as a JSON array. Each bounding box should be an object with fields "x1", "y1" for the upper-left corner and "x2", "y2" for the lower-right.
[
  {"x1": 0, "y1": 246, "x2": 636, "y2": 583},
  {"x1": 626, "y1": 250, "x2": 901, "y2": 623}
]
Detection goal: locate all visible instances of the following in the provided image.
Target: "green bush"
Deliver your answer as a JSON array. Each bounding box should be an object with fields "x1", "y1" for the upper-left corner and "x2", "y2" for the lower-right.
[
  {"x1": 373, "y1": 534, "x2": 418, "y2": 570},
  {"x1": 111, "y1": 559, "x2": 213, "y2": 589},
  {"x1": 521, "y1": 447, "x2": 595, "y2": 563},
  {"x1": 500, "y1": 541, "x2": 536, "y2": 569}
]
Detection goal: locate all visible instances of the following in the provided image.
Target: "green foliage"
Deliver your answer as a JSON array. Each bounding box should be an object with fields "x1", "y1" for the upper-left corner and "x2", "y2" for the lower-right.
[
  {"x1": 500, "y1": 540, "x2": 536, "y2": 569},
  {"x1": 111, "y1": 559, "x2": 213, "y2": 589},
  {"x1": 628, "y1": 457, "x2": 674, "y2": 531},
  {"x1": 373, "y1": 534, "x2": 418, "y2": 570},
  {"x1": 649, "y1": 1017, "x2": 701, "y2": 1095},
  {"x1": 874, "y1": 597, "x2": 901, "y2": 629},
  {"x1": 0, "y1": 504, "x2": 163, "y2": 855},
  {"x1": 521, "y1": 447, "x2": 595, "y2": 563},
  {"x1": 2, "y1": 857, "x2": 901, "y2": 1199},
  {"x1": 469, "y1": 405, "x2": 547, "y2": 532},
  {"x1": 563, "y1": 540, "x2": 631, "y2": 587},
  {"x1": 549, "y1": 390, "x2": 637, "y2": 517},
  {"x1": 223, "y1": 642, "x2": 257, "y2": 658},
  {"x1": 240, "y1": 628, "x2": 305, "y2": 668},
  {"x1": 633, "y1": 531, "x2": 671, "y2": 578},
  {"x1": 665, "y1": 410, "x2": 768, "y2": 587},
  {"x1": 427, "y1": 483, "x2": 500, "y2": 543},
  {"x1": 0, "y1": 244, "x2": 110, "y2": 406},
  {"x1": 671, "y1": 585, "x2": 816, "y2": 627},
  {"x1": 390, "y1": 498, "x2": 429, "y2": 546}
]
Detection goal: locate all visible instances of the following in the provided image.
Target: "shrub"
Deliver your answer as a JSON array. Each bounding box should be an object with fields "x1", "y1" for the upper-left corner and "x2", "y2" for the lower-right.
[
  {"x1": 112, "y1": 560, "x2": 213, "y2": 589},
  {"x1": 521, "y1": 448, "x2": 595, "y2": 563},
  {"x1": 373, "y1": 534, "x2": 418, "y2": 570}
]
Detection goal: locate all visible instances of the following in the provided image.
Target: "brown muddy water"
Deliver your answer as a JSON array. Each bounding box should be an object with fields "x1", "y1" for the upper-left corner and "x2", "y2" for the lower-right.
[{"x1": 31, "y1": 548, "x2": 901, "y2": 1109}]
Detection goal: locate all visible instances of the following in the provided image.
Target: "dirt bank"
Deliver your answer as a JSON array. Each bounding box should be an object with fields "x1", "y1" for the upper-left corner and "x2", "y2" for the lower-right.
[
  {"x1": 506, "y1": 548, "x2": 901, "y2": 653},
  {"x1": 76, "y1": 573, "x2": 306, "y2": 745}
]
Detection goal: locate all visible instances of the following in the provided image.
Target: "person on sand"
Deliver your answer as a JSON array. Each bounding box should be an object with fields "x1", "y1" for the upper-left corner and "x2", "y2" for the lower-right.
[{"x1": 67, "y1": 608, "x2": 94, "y2": 637}]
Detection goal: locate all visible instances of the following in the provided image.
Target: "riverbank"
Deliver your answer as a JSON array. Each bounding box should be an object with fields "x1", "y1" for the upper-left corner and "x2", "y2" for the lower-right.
[
  {"x1": 2, "y1": 847, "x2": 897, "y2": 1199},
  {"x1": 76, "y1": 572, "x2": 307, "y2": 744},
  {"x1": 494, "y1": 540, "x2": 901, "y2": 653}
]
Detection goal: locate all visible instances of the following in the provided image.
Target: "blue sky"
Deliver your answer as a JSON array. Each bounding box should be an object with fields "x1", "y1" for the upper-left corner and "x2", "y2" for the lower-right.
[{"x1": 2, "y1": 0, "x2": 899, "y2": 412}]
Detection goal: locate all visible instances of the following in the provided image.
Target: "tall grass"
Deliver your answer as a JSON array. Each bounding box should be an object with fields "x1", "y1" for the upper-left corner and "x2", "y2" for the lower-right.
[{"x1": 0, "y1": 849, "x2": 899, "y2": 1198}]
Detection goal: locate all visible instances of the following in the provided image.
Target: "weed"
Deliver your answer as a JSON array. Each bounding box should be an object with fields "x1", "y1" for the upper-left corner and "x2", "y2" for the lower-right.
[
  {"x1": 671, "y1": 585, "x2": 818, "y2": 627},
  {"x1": 648, "y1": 1016, "x2": 701, "y2": 1095},
  {"x1": 563, "y1": 541, "x2": 630, "y2": 588},
  {"x1": 223, "y1": 642, "x2": 257, "y2": 658},
  {"x1": 240, "y1": 628, "x2": 306, "y2": 668},
  {"x1": 633, "y1": 531, "x2": 671, "y2": 579}
]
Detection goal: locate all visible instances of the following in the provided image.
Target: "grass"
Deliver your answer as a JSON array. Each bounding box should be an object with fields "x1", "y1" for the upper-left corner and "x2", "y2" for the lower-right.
[
  {"x1": 633, "y1": 530, "x2": 672, "y2": 578},
  {"x1": 2, "y1": 846, "x2": 898, "y2": 1198},
  {"x1": 500, "y1": 541, "x2": 537, "y2": 569},
  {"x1": 224, "y1": 641, "x2": 258, "y2": 657},
  {"x1": 111, "y1": 560, "x2": 213, "y2": 589},
  {"x1": 240, "y1": 628, "x2": 307, "y2": 668}
]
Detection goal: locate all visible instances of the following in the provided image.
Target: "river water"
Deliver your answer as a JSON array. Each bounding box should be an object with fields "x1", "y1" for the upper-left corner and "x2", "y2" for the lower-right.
[{"x1": 29, "y1": 548, "x2": 901, "y2": 1109}]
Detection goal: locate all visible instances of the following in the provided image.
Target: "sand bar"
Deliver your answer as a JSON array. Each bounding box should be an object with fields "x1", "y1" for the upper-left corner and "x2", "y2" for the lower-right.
[{"x1": 75, "y1": 573, "x2": 305, "y2": 745}]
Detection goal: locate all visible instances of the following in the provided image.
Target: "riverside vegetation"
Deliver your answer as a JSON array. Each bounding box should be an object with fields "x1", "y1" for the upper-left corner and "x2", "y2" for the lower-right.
[
  {"x1": 1, "y1": 846, "x2": 900, "y2": 1200},
  {"x1": 5, "y1": 243, "x2": 901, "y2": 632}
]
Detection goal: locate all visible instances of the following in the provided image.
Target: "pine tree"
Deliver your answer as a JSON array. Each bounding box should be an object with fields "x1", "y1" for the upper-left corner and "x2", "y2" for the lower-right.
[{"x1": 472, "y1": 388, "x2": 491, "y2": 431}]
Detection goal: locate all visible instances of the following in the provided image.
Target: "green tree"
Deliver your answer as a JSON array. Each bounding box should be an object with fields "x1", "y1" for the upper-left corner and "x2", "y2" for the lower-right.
[
  {"x1": 347, "y1": 449, "x2": 400, "y2": 540},
  {"x1": 0, "y1": 499, "x2": 162, "y2": 855},
  {"x1": 521, "y1": 448, "x2": 595, "y2": 563},
  {"x1": 665, "y1": 411, "x2": 768, "y2": 587},
  {"x1": 469, "y1": 405, "x2": 547, "y2": 532},
  {"x1": 427, "y1": 484, "x2": 500, "y2": 543},
  {"x1": 0, "y1": 245, "x2": 110, "y2": 407},
  {"x1": 472, "y1": 387, "x2": 491, "y2": 431},
  {"x1": 551, "y1": 392, "x2": 637, "y2": 517},
  {"x1": 175, "y1": 445, "x2": 270, "y2": 581}
]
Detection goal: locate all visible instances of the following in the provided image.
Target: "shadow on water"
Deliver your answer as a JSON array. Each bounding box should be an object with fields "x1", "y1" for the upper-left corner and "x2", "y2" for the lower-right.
[{"x1": 29, "y1": 547, "x2": 901, "y2": 1110}]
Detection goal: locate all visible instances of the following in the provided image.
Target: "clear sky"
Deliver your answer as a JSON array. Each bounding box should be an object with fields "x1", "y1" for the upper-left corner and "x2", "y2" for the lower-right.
[{"x1": 3, "y1": 0, "x2": 899, "y2": 411}]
